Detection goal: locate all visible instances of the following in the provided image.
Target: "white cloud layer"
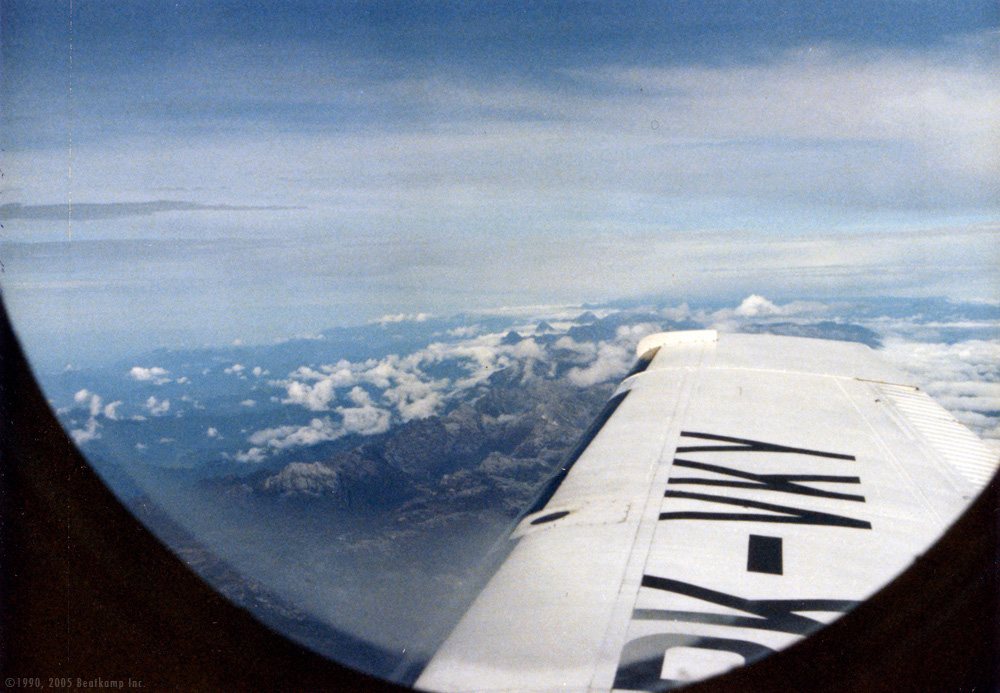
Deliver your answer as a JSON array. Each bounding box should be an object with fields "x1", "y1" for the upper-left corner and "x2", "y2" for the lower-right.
[{"x1": 879, "y1": 338, "x2": 1000, "y2": 439}]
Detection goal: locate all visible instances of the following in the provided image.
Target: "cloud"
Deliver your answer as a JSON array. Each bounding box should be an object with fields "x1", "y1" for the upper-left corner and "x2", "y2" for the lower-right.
[
  {"x1": 144, "y1": 396, "x2": 170, "y2": 416},
  {"x1": 705, "y1": 296, "x2": 839, "y2": 330},
  {"x1": 70, "y1": 389, "x2": 107, "y2": 442},
  {"x1": 507, "y1": 337, "x2": 546, "y2": 361},
  {"x1": 880, "y1": 338, "x2": 1000, "y2": 384},
  {"x1": 337, "y1": 391, "x2": 393, "y2": 435},
  {"x1": 660, "y1": 303, "x2": 693, "y2": 321},
  {"x1": 879, "y1": 337, "x2": 1000, "y2": 438},
  {"x1": 70, "y1": 418, "x2": 101, "y2": 445},
  {"x1": 418, "y1": 340, "x2": 500, "y2": 380},
  {"x1": 103, "y1": 401, "x2": 123, "y2": 420},
  {"x1": 1, "y1": 200, "x2": 298, "y2": 222},
  {"x1": 129, "y1": 366, "x2": 171, "y2": 385},
  {"x1": 381, "y1": 379, "x2": 447, "y2": 423},
  {"x1": 615, "y1": 323, "x2": 662, "y2": 344},
  {"x1": 74, "y1": 388, "x2": 104, "y2": 417},
  {"x1": 243, "y1": 394, "x2": 393, "y2": 458},
  {"x1": 377, "y1": 312, "x2": 433, "y2": 324},
  {"x1": 553, "y1": 335, "x2": 598, "y2": 358},
  {"x1": 577, "y1": 40, "x2": 999, "y2": 202},
  {"x1": 280, "y1": 360, "x2": 365, "y2": 410},
  {"x1": 248, "y1": 417, "x2": 344, "y2": 450},
  {"x1": 273, "y1": 329, "x2": 559, "y2": 426},
  {"x1": 397, "y1": 392, "x2": 444, "y2": 422},
  {"x1": 735, "y1": 295, "x2": 784, "y2": 318},
  {"x1": 286, "y1": 366, "x2": 328, "y2": 381},
  {"x1": 235, "y1": 447, "x2": 267, "y2": 464},
  {"x1": 566, "y1": 342, "x2": 632, "y2": 387},
  {"x1": 346, "y1": 386, "x2": 375, "y2": 407},
  {"x1": 282, "y1": 378, "x2": 340, "y2": 411},
  {"x1": 447, "y1": 325, "x2": 481, "y2": 338},
  {"x1": 248, "y1": 424, "x2": 301, "y2": 447},
  {"x1": 268, "y1": 318, "x2": 680, "y2": 430}
]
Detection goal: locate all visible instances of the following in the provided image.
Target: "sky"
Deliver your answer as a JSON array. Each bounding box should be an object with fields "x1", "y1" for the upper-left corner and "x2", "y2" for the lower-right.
[{"x1": 1, "y1": 0, "x2": 998, "y2": 366}]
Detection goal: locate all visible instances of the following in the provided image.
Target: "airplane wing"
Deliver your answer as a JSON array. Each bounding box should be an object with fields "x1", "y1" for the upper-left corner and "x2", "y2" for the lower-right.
[{"x1": 416, "y1": 330, "x2": 998, "y2": 693}]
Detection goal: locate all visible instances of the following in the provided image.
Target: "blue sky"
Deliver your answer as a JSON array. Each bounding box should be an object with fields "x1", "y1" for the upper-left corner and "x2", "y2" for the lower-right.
[{"x1": 2, "y1": 1, "x2": 998, "y2": 365}]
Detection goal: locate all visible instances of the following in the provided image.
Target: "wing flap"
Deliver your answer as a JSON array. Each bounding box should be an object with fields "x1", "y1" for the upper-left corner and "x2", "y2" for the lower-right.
[{"x1": 877, "y1": 382, "x2": 998, "y2": 488}]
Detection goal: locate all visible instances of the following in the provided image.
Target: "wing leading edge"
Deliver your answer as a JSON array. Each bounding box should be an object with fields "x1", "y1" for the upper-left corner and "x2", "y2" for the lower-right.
[{"x1": 416, "y1": 330, "x2": 997, "y2": 693}]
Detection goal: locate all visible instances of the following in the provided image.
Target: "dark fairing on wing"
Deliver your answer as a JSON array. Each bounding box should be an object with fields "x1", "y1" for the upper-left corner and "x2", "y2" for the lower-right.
[
  {"x1": 625, "y1": 346, "x2": 661, "y2": 379},
  {"x1": 521, "y1": 346, "x2": 656, "y2": 520},
  {"x1": 522, "y1": 390, "x2": 630, "y2": 517}
]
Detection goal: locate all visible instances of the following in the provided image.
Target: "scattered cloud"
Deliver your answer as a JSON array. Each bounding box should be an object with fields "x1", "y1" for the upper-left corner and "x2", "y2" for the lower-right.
[
  {"x1": 235, "y1": 447, "x2": 267, "y2": 464},
  {"x1": 377, "y1": 313, "x2": 433, "y2": 324},
  {"x1": 70, "y1": 418, "x2": 101, "y2": 445},
  {"x1": 103, "y1": 401, "x2": 123, "y2": 420},
  {"x1": 282, "y1": 378, "x2": 341, "y2": 411},
  {"x1": 130, "y1": 366, "x2": 171, "y2": 385},
  {"x1": 69, "y1": 389, "x2": 107, "y2": 443},
  {"x1": 144, "y1": 396, "x2": 170, "y2": 416},
  {"x1": 280, "y1": 360, "x2": 364, "y2": 410},
  {"x1": 246, "y1": 416, "x2": 347, "y2": 454},
  {"x1": 74, "y1": 388, "x2": 104, "y2": 417},
  {"x1": 50, "y1": 297, "x2": 1000, "y2": 471}
]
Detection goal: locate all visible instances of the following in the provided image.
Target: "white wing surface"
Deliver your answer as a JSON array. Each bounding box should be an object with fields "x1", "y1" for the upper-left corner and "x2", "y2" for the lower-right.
[{"x1": 416, "y1": 331, "x2": 997, "y2": 693}]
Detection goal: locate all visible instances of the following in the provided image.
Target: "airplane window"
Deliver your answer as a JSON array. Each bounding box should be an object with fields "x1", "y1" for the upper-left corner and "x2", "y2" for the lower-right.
[{"x1": 2, "y1": 1, "x2": 996, "y2": 690}]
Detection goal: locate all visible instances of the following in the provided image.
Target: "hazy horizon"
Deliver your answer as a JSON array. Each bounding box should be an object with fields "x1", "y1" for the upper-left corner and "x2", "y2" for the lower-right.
[{"x1": 2, "y1": 1, "x2": 997, "y2": 370}]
